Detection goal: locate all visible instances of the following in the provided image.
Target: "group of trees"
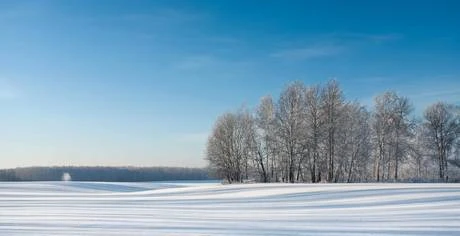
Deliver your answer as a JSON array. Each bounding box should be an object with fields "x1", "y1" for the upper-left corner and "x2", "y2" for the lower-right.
[
  {"x1": 0, "y1": 166, "x2": 211, "y2": 181},
  {"x1": 206, "y1": 80, "x2": 460, "y2": 183}
]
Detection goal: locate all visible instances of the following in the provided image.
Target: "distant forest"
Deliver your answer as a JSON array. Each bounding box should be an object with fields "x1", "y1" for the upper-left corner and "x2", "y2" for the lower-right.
[
  {"x1": 206, "y1": 80, "x2": 460, "y2": 183},
  {"x1": 0, "y1": 166, "x2": 211, "y2": 182}
]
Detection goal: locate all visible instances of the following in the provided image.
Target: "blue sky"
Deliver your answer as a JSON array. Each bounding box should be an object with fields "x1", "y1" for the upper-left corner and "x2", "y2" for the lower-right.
[{"x1": 1, "y1": 0, "x2": 459, "y2": 168}]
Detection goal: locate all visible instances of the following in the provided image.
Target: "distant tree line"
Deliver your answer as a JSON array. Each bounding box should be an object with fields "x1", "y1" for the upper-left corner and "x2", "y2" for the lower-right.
[
  {"x1": 206, "y1": 80, "x2": 460, "y2": 183},
  {"x1": 0, "y1": 166, "x2": 211, "y2": 182}
]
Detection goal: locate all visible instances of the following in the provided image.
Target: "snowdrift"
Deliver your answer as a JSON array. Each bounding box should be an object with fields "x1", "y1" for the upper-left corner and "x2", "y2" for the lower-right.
[{"x1": 0, "y1": 182, "x2": 459, "y2": 235}]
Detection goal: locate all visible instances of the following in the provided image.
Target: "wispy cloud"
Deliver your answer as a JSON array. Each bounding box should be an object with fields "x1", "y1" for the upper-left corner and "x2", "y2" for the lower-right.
[
  {"x1": 270, "y1": 45, "x2": 344, "y2": 60},
  {"x1": 0, "y1": 79, "x2": 21, "y2": 100},
  {"x1": 176, "y1": 132, "x2": 209, "y2": 143},
  {"x1": 0, "y1": 1, "x2": 48, "y2": 20},
  {"x1": 358, "y1": 75, "x2": 460, "y2": 114},
  {"x1": 404, "y1": 75, "x2": 459, "y2": 97},
  {"x1": 408, "y1": 88, "x2": 460, "y2": 115},
  {"x1": 352, "y1": 76, "x2": 396, "y2": 83},
  {"x1": 409, "y1": 89, "x2": 460, "y2": 99},
  {"x1": 206, "y1": 36, "x2": 241, "y2": 44},
  {"x1": 174, "y1": 55, "x2": 219, "y2": 70},
  {"x1": 0, "y1": 89, "x2": 18, "y2": 99},
  {"x1": 122, "y1": 8, "x2": 203, "y2": 25},
  {"x1": 270, "y1": 32, "x2": 401, "y2": 61},
  {"x1": 335, "y1": 32, "x2": 403, "y2": 43},
  {"x1": 366, "y1": 34, "x2": 402, "y2": 43}
]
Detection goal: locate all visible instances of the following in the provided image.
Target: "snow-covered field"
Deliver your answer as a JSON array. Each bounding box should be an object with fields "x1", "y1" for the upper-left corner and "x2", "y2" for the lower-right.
[{"x1": 0, "y1": 182, "x2": 459, "y2": 235}]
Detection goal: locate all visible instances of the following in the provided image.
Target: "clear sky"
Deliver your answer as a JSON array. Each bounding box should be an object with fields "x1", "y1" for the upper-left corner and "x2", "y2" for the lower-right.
[{"x1": 1, "y1": 0, "x2": 459, "y2": 168}]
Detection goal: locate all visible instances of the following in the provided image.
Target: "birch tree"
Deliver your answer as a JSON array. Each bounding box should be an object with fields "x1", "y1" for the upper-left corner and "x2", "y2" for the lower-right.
[
  {"x1": 321, "y1": 80, "x2": 344, "y2": 182},
  {"x1": 372, "y1": 91, "x2": 412, "y2": 181},
  {"x1": 341, "y1": 103, "x2": 372, "y2": 182},
  {"x1": 206, "y1": 109, "x2": 255, "y2": 183},
  {"x1": 254, "y1": 96, "x2": 278, "y2": 182},
  {"x1": 276, "y1": 82, "x2": 306, "y2": 183},
  {"x1": 205, "y1": 79, "x2": 459, "y2": 183},
  {"x1": 389, "y1": 93, "x2": 413, "y2": 180},
  {"x1": 304, "y1": 85, "x2": 324, "y2": 182},
  {"x1": 423, "y1": 102, "x2": 460, "y2": 182}
]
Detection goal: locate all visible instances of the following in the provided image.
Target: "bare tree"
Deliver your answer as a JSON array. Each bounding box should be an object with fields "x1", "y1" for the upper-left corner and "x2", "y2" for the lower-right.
[
  {"x1": 321, "y1": 80, "x2": 344, "y2": 182},
  {"x1": 205, "y1": 80, "x2": 459, "y2": 184},
  {"x1": 206, "y1": 109, "x2": 255, "y2": 183},
  {"x1": 423, "y1": 102, "x2": 460, "y2": 182},
  {"x1": 276, "y1": 82, "x2": 307, "y2": 183},
  {"x1": 372, "y1": 93, "x2": 390, "y2": 181},
  {"x1": 206, "y1": 113, "x2": 239, "y2": 182},
  {"x1": 409, "y1": 123, "x2": 432, "y2": 180},
  {"x1": 304, "y1": 85, "x2": 324, "y2": 182},
  {"x1": 254, "y1": 96, "x2": 278, "y2": 182},
  {"x1": 389, "y1": 93, "x2": 413, "y2": 180},
  {"x1": 341, "y1": 103, "x2": 372, "y2": 183},
  {"x1": 372, "y1": 91, "x2": 413, "y2": 181}
]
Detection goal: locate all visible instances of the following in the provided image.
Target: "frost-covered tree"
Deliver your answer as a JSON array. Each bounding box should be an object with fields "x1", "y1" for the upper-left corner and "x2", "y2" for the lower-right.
[
  {"x1": 408, "y1": 123, "x2": 433, "y2": 180},
  {"x1": 340, "y1": 103, "x2": 372, "y2": 182},
  {"x1": 423, "y1": 102, "x2": 460, "y2": 182},
  {"x1": 388, "y1": 93, "x2": 413, "y2": 180},
  {"x1": 372, "y1": 91, "x2": 413, "y2": 181},
  {"x1": 321, "y1": 80, "x2": 344, "y2": 182},
  {"x1": 206, "y1": 113, "x2": 240, "y2": 182},
  {"x1": 372, "y1": 94, "x2": 390, "y2": 181},
  {"x1": 206, "y1": 109, "x2": 254, "y2": 183},
  {"x1": 206, "y1": 79, "x2": 459, "y2": 183},
  {"x1": 304, "y1": 85, "x2": 324, "y2": 182},
  {"x1": 276, "y1": 82, "x2": 307, "y2": 183},
  {"x1": 254, "y1": 96, "x2": 278, "y2": 182}
]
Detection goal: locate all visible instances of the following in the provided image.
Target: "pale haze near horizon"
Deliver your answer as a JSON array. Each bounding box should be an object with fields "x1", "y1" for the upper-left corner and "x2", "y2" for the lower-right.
[{"x1": 0, "y1": 0, "x2": 459, "y2": 168}]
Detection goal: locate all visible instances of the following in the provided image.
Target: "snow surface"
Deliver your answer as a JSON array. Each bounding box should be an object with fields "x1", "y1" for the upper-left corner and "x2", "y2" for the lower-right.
[{"x1": 1, "y1": 182, "x2": 459, "y2": 235}]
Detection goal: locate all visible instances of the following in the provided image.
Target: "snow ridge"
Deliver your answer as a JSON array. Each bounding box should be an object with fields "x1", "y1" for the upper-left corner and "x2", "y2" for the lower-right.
[{"x1": 1, "y1": 182, "x2": 459, "y2": 235}]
